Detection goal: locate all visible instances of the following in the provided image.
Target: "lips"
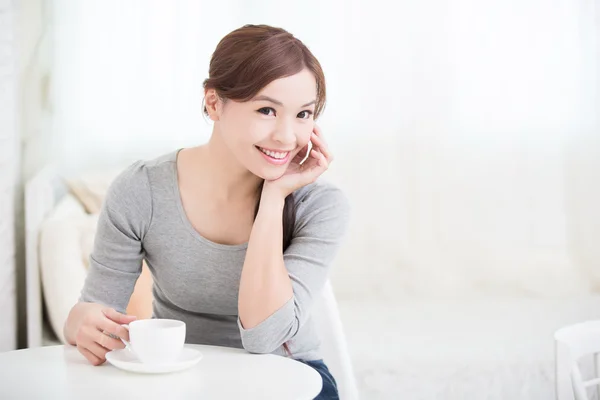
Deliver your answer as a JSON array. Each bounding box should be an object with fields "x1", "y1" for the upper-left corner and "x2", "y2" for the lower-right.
[
  {"x1": 256, "y1": 146, "x2": 292, "y2": 165},
  {"x1": 256, "y1": 146, "x2": 289, "y2": 159}
]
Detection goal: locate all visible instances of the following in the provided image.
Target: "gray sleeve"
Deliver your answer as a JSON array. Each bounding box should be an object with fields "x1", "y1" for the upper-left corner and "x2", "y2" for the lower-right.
[
  {"x1": 79, "y1": 161, "x2": 154, "y2": 314},
  {"x1": 237, "y1": 182, "x2": 350, "y2": 354}
]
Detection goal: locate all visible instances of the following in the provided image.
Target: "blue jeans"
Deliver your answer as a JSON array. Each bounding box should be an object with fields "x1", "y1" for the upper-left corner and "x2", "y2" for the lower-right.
[{"x1": 298, "y1": 359, "x2": 339, "y2": 400}]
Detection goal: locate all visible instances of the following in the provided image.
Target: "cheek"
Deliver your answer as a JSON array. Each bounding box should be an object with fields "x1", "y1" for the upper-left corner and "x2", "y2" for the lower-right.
[
  {"x1": 246, "y1": 124, "x2": 269, "y2": 146},
  {"x1": 298, "y1": 127, "x2": 313, "y2": 147},
  {"x1": 222, "y1": 116, "x2": 257, "y2": 147}
]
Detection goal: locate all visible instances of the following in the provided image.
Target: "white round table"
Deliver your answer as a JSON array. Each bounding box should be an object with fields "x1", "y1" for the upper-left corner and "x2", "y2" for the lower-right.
[{"x1": 0, "y1": 344, "x2": 322, "y2": 399}]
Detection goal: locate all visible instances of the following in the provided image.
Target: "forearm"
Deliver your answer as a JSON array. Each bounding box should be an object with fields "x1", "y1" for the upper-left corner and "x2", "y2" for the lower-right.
[{"x1": 238, "y1": 190, "x2": 293, "y2": 329}]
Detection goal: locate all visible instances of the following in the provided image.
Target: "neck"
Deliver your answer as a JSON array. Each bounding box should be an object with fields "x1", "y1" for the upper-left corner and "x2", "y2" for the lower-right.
[{"x1": 191, "y1": 127, "x2": 263, "y2": 203}]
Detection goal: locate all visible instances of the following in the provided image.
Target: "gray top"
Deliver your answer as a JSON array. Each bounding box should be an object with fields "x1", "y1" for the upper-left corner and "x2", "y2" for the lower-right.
[{"x1": 79, "y1": 149, "x2": 350, "y2": 361}]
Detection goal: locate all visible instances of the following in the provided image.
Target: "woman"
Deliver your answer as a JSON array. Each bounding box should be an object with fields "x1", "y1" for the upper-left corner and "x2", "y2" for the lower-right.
[{"x1": 64, "y1": 24, "x2": 349, "y2": 399}]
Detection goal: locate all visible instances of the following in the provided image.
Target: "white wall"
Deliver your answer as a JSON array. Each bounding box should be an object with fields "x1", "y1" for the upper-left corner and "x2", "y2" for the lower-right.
[
  {"x1": 21, "y1": 0, "x2": 600, "y2": 303},
  {"x1": 32, "y1": 0, "x2": 360, "y2": 174},
  {"x1": 0, "y1": 0, "x2": 18, "y2": 351},
  {"x1": 328, "y1": 0, "x2": 600, "y2": 299}
]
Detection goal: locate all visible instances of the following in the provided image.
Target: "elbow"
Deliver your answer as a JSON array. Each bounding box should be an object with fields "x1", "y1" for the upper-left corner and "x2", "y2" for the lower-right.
[
  {"x1": 240, "y1": 337, "x2": 282, "y2": 355},
  {"x1": 239, "y1": 321, "x2": 300, "y2": 355},
  {"x1": 239, "y1": 323, "x2": 299, "y2": 355},
  {"x1": 237, "y1": 299, "x2": 300, "y2": 354}
]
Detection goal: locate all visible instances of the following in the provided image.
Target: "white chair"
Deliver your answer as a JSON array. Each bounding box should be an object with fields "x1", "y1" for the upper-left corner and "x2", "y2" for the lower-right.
[
  {"x1": 313, "y1": 280, "x2": 360, "y2": 400},
  {"x1": 555, "y1": 320, "x2": 600, "y2": 400}
]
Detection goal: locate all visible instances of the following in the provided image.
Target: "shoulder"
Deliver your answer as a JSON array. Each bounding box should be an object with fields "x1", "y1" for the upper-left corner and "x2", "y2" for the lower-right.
[
  {"x1": 104, "y1": 149, "x2": 179, "y2": 213},
  {"x1": 292, "y1": 179, "x2": 351, "y2": 236},
  {"x1": 100, "y1": 150, "x2": 180, "y2": 237},
  {"x1": 106, "y1": 160, "x2": 150, "y2": 204},
  {"x1": 107, "y1": 149, "x2": 178, "y2": 199}
]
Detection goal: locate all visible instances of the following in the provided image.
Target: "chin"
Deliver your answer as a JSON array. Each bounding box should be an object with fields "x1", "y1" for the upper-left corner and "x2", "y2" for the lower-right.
[{"x1": 257, "y1": 168, "x2": 286, "y2": 181}]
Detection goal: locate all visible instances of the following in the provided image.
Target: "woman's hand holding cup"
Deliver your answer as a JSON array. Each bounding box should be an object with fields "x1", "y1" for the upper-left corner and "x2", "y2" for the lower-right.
[{"x1": 74, "y1": 303, "x2": 137, "y2": 366}]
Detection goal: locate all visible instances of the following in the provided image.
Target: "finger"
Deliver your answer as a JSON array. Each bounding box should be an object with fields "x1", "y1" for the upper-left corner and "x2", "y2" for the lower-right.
[
  {"x1": 77, "y1": 345, "x2": 104, "y2": 366},
  {"x1": 96, "y1": 329, "x2": 126, "y2": 351},
  {"x1": 304, "y1": 151, "x2": 328, "y2": 184},
  {"x1": 300, "y1": 149, "x2": 320, "y2": 170},
  {"x1": 97, "y1": 316, "x2": 131, "y2": 341},
  {"x1": 80, "y1": 335, "x2": 110, "y2": 361},
  {"x1": 294, "y1": 146, "x2": 310, "y2": 164},
  {"x1": 316, "y1": 150, "x2": 329, "y2": 169},
  {"x1": 102, "y1": 307, "x2": 137, "y2": 325},
  {"x1": 309, "y1": 149, "x2": 329, "y2": 170},
  {"x1": 313, "y1": 124, "x2": 324, "y2": 140},
  {"x1": 312, "y1": 125, "x2": 330, "y2": 148},
  {"x1": 310, "y1": 133, "x2": 333, "y2": 163}
]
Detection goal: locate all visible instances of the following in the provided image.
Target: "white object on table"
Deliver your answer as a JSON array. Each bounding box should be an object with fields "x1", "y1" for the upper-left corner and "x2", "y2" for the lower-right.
[
  {"x1": 0, "y1": 344, "x2": 322, "y2": 400},
  {"x1": 105, "y1": 347, "x2": 203, "y2": 374},
  {"x1": 555, "y1": 320, "x2": 600, "y2": 400}
]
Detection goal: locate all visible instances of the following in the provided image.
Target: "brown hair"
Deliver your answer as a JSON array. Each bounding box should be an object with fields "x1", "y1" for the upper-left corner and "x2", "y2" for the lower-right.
[{"x1": 203, "y1": 24, "x2": 326, "y2": 356}]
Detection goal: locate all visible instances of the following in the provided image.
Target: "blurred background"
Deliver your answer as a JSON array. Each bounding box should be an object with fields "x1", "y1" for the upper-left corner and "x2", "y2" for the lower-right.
[{"x1": 1, "y1": 0, "x2": 599, "y2": 398}]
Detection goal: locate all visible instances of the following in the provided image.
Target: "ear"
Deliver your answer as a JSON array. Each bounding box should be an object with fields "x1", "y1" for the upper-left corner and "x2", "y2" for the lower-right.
[{"x1": 204, "y1": 89, "x2": 222, "y2": 121}]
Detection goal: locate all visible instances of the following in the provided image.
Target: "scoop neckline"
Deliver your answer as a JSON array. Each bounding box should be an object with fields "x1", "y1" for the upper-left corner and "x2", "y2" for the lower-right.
[{"x1": 170, "y1": 148, "x2": 249, "y2": 251}]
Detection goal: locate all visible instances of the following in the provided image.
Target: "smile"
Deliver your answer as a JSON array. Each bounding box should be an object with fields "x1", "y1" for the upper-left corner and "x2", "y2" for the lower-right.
[{"x1": 256, "y1": 146, "x2": 291, "y2": 165}]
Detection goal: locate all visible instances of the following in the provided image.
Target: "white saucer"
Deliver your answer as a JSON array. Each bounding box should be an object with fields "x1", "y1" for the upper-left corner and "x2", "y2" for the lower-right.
[{"x1": 106, "y1": 347, "x2": 203, "y2": 374}]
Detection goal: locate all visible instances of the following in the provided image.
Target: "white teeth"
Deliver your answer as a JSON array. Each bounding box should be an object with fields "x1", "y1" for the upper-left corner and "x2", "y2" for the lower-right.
[{"x1": 259, "y1": 147, "x2": 288, "y2": 159}]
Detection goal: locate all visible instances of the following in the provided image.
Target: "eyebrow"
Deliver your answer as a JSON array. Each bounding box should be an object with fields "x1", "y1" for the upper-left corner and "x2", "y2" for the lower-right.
[{"x1": 252, "y1": 95, "x2": 316, "y2": 108}]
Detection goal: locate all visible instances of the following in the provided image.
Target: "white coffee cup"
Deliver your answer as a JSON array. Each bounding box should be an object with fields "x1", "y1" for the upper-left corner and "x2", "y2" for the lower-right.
[{"x1": 120, "y1": 319, "x2": 186, "y2": 364}]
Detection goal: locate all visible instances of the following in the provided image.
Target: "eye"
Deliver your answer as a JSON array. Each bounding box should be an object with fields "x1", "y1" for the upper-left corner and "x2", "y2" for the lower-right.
[
  {"x1": 257, "y1": 107, "x2": 276, "y2": 116},
  {"x1": 297, "y1": 110, "x2": 314, "y2": 119}
]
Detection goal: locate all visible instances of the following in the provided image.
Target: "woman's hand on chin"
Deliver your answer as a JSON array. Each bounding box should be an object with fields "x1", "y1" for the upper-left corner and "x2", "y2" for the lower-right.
[{"x1": 262, "y1": 124, "x2": 333, "y2": 199}]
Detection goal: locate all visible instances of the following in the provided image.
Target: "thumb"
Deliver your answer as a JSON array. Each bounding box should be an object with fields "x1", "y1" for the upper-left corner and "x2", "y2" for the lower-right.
[{"x1": 102, "y1": 307, "x2": 137, "y2": 324}]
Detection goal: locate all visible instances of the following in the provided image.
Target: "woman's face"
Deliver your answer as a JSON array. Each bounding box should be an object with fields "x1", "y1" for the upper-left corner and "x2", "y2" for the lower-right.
[{"x1": 211, "y1": 69, "x2": 318, "y2": 181}]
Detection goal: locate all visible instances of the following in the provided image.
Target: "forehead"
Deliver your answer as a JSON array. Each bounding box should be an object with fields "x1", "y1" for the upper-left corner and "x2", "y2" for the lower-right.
[{"x1": 257, "y1": 69, "x2": 317, "y2": 107}]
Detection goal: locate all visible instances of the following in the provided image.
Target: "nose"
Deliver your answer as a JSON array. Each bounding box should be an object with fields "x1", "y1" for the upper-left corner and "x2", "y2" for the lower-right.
[{"x1": 272, "y1": 117, "x2": 296, "y2": 146}]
